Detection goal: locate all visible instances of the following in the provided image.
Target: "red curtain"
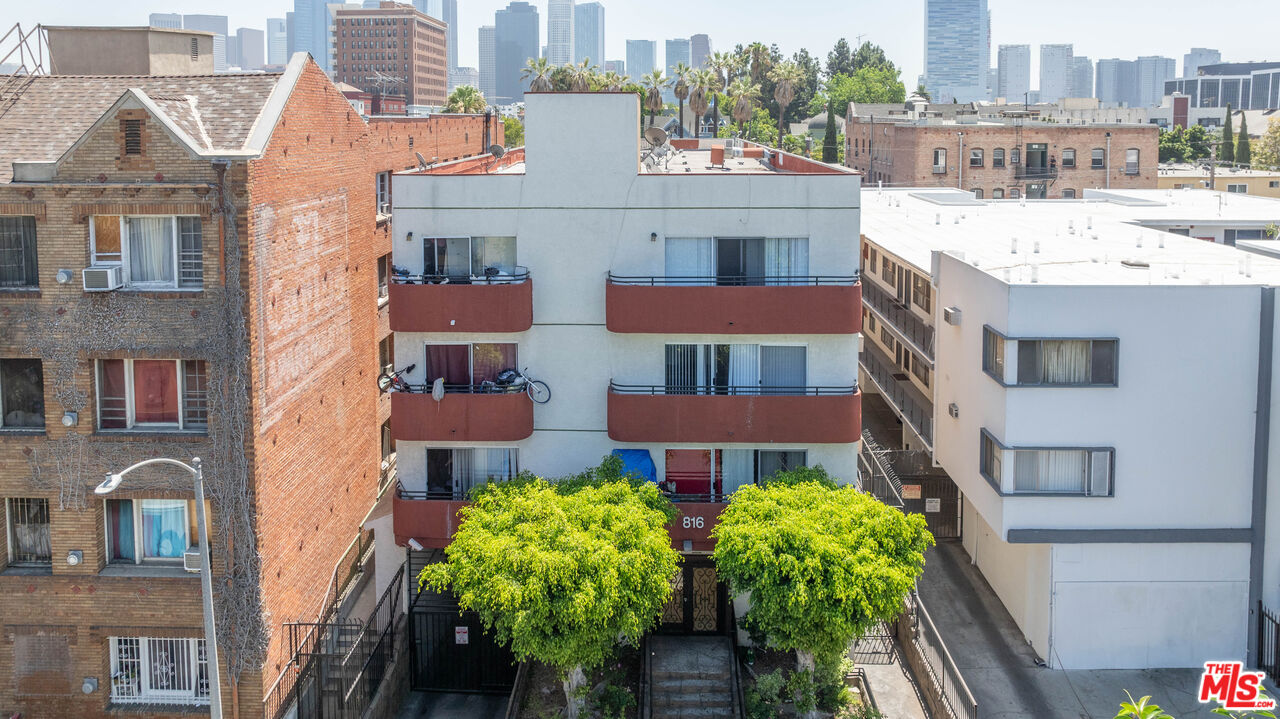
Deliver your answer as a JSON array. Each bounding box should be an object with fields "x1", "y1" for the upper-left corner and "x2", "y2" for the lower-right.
[
  {"x1": 425, "y1": 345, "x2": 469, "y2": 385},
  {"x1": 471, "y1": 344, "x2": 516, "y2": 383},
  {"x1": 133, "y1": 360, "x2": 178, "y2": 424}
]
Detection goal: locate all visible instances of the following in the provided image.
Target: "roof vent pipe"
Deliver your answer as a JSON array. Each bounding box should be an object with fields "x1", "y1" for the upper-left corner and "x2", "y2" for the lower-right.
[
  {"x1": 1010, "y1": 238, "x2": 1018, "y2": 254},
  {"x1": 1031, "y1": 264, "x2": 1039, "y2": 283},
  {"x1": 936, "y1": 213, "x2": 941, "y2": 225},
  {"x1": 1033, "y1": 240, "x2": 1040, "y2": 254}
]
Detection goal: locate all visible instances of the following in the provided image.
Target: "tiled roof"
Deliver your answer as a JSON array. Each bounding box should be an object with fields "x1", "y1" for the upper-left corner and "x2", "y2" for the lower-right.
[{"x1": 0, "y1": 73, "x2": 283, "y2": 183}]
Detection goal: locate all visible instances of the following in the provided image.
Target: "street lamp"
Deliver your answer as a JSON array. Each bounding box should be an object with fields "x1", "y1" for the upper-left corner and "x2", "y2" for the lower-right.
[{"x1": 95, "y1": 457, "x2": 222, "y2": 719}]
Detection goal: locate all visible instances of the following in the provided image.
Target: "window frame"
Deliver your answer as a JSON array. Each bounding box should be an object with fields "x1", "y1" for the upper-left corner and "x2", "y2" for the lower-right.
[
  {"x1": 1226, "y1": 184, "x2": 1248, "y2": 194},
  {"x1": 969, "y1": 148, "x2": 984, "y2": 167},
  {"x1": 1061, "y1": 189, "x2": 1076, "y2": 199},
  {"x1": 422, "y1": 342, "x2": 519, "y2": 388},
  {"x1": 95, "y1": 359, "x2": 208, "y2": 432},
  {"x1": 1061, "y1": 148, "x2": 1076, "y2": 168},
  {"x1": 979, "y1": 428, "x2": 1115, "y2": 497},
  {"x1": 992, "y1": 148, "x2": 1005, "y2": 168},
  {"x1": 0, "y1": 357, "x2": 45, "y2": 431},
  {"x1": 103, "y1": 498, "x2": 206, "y2": 565},
  {"x1": 5, "y1": 497, "x2": 51, "y2": 567},
  {"x1": 1124, "y1": 148, "x2": 1140, "y2": 175},
  {"x1": 89, "y1": 215, "x2": 203, "y2": 291},
  {"x1": 992, "y1": 188, "x2": 1004, "y2": 199},
  {"x1": 982, "y1": 327, "x2": 1119, "y2": 388},
  {"x1": 0, "y1": 216, "x2": 39, "y2": 289},
  {"x1": 1091, "y1": 148, "x2": 1105, "y2": 169},
  {"x1": 931, "y1": 148, "x2": 947, "y2": 173},
  {"x1": 109, "y1": 636, "x2": 209, "y2": 706}
]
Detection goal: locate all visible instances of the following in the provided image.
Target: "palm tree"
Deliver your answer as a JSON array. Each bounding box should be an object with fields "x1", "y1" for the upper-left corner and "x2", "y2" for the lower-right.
[
  {"x1": 728, "y1": 78, "x2": 759, "y2": 135},
  {"x1": 688, "y1": 70, "x2": 715, "y2": 139},
  {"x1": 769, "y1": 61, "x2": 802, "y2": 149},
  {"x1": 444, "y1": 85, "x2": 487, "y2": 114},
  {"x1": 707, "y1": 52, "x2": 734, "y2": 137},
  {"x1": 601, "y1": 71, "x2": 627, "y2": 92},
  {"x1": 672, "y1": 62, "x2": 692, "y2": 137},
  {"x1": 640, "y1": 70, "x2": 669, "y2": 128},
  {"x1": 568, "y1": 59, "x2": 597, "y2": 92},
  {"x1": 746, "y1": 42, "x2": 772, "y2": 84},
  {"x1": 521, "y1": 57, "x2": 554, "y2": 92}
]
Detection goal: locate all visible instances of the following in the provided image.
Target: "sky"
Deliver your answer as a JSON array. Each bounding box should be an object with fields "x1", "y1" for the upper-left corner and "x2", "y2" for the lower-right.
[{"x1": 6, "y1": 0, "x2": 1278, "y2": 86}]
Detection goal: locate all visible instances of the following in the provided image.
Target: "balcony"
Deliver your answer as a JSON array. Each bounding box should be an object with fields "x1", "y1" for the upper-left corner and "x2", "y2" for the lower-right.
[
  {"x1": 1012, "y1": 165, "x2": 1058, "y2": 181},
  {"x1": 390, "y1": 386, "x2": 534, "y2": 442},
  {"x1": 388, "y1": 270, "x2": 532, "y2": 333},
  {"x1": 859, "y1": 344, "x2": 933, "y2": 449},
  {"x1": 862, "y1": 281, "x2": 935, "y2": 359},
  {"x1": 606, "y1": 274, "x2": 861, "y2": 335},
  {"x1": 607, "y1": 383, "x2": 861, "y2": 444}
]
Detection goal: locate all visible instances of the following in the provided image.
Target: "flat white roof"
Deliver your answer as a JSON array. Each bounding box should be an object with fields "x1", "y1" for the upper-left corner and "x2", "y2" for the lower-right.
[{"x1": 861, "y1": 188, "x2": 1280, "y2": 286}]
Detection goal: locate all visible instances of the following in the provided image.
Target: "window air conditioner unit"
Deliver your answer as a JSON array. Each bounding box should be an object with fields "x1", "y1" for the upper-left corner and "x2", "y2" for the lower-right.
[
  {"x1": 379, "y1": 202, "x2": 391, "y2": 216},
  {"x1": 948, "y1": 402, "x2": 960, "y2": 418},
  {"x1": 183, "y1": 550, "x2": 203, "y2": 573},
  {"x1": 83, "y1": 265, "x2": 124, "y2": 292},
  {"x1": 943, "y1": 306, "x2": 962, "y2": 325}
]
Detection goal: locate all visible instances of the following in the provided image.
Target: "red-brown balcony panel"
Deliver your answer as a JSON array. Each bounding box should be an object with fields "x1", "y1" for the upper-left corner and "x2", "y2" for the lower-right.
[
  {"x1": 667, "y1": 501, "x2": 725, "y2": 552},
  {"x1": 389, "y1": 272, "x2": 533, "y2": 333},
  {"x1": 607, "y1": 384, "x2": 861, "y2": 444},
  {"x1": 391, "y1": 390, "x2": 533, "y2": 442},
  {"x1": 392, "y1": 489, "x2": 468, "y2": 548},
  {"x1": 605, "y1": 275, "x2": 861, "y2": 335}
]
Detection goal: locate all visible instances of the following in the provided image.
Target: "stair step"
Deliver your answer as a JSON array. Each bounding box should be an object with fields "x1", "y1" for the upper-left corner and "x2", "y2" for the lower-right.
[
  {"x1": 651, "y1": 707, "x2": 734, "y2": 719},
  {"x1": 651, "y1": 669, "x2": 730, "y2": 683},
  {"x1": 651, "y1": 678, "x2": 731, "y2": 693},
  {"x1": 652, "y1": 693, "x2": 732, "y2": 710}
]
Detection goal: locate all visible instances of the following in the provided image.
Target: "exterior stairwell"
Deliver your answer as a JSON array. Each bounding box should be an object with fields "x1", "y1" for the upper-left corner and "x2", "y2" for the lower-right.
[{"x1": 649, "y1": 636, "x2": 737, "y2": 719}]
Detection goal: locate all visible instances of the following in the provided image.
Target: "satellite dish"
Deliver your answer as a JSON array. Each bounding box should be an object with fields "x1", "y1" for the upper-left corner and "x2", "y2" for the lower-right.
[
  {"x1": 644, "y1": 127, "x2": 669, "y2": 147},
  {"x1": 489, "y1": 144, "x2": 507, "y2": 159},
  {"x1": 414, "y1": 151, "x2": 428, "y2": 169}
]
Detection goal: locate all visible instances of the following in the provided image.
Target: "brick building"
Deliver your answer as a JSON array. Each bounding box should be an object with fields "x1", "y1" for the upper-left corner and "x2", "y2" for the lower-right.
[
  {"x1": 0, "y1": 52, "x2": 499, "y2": 719},
  {"x1": 333, "y1": 2, "x2": 448, "y2": 110},
  {"x1": 845, "y1": 111, "x2": 1159, "y2": 199}
]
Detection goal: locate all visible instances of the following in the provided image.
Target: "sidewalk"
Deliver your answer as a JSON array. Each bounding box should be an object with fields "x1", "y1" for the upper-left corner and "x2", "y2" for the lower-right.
[
  {"x1": 860, "y1": 657, "x2": 930, "y2": 719},
  {"x1": 919, "y1": 540, "x2": 1221, "y2": 718}
]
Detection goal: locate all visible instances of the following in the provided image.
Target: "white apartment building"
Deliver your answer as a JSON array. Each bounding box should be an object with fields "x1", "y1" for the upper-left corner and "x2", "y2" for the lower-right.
[
  {"x1": 382, "y1": 94, "x2": 862, "y2": 678},
  {"x1": 861, "y1": 187, "x2": 1280, "y2": 671}
]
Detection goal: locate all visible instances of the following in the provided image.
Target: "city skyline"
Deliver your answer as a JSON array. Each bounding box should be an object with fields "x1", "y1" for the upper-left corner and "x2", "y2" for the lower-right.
[{"x1": 6, "y1": 0, "x2": 1275, "y2": 88}]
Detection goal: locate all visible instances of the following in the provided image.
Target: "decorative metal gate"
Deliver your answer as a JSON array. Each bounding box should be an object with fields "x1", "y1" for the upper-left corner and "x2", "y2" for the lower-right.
[
  {"x1": 658, "y1": 559, "x2": 726, "y2": 635},
  {"x1": 409, "y1": 599, "x2": 518, "y2": 694},
  {"x1": 849, "y1": 621, "x2": 895, "y2": 665}
]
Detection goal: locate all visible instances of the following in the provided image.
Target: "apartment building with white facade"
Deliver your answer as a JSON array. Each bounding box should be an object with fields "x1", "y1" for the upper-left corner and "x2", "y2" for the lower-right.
[
  {"x1": 381, "y1": 92, "x2": 862, "y2": 690},
  {"x1": 860, "y1": 187, "x2": 1280, "y2": 671}
]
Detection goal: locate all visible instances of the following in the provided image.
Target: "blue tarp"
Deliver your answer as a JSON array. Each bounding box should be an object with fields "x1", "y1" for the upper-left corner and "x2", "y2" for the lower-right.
[{"x1": 611, "y1": 449, "x2": 657, "y2": 483}]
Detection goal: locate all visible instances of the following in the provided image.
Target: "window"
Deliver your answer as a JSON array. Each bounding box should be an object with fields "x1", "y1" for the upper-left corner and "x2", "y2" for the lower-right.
[
  {"x1": 980, "y1": 432, "x2": 1001, "y2": 484},
  {"x1": 96, "y1": 359, "x2": 207, "y2": 431},
  {"x1": 1227, "y1": 184, "x2": 1248, "y2": 194},
  {"x1": 109, "y1": 636, "x2": 209, "y2": 706},
  {"x1": 378, "y1": 335, "x2": 394, "y2": 374},
  {"x1": 424, "y1": 343, "x2": 516, "y2": 388},
  {"x1": 663, "y1": 448, "x2": 807, "y2": 497},
  {"x1": 376, "y1": 171, "x2": 391, "y2": 213},
  {"x1": 932, "y1": 148, "x2": 947, "y2": 173},
  {"x1": 1010, "y1": 148, "x2": 1020, "y2": 166},
  {"x1": 1223, "y1": 229, "x2": 1265, "y2": 246},
  {"x1": 1061, "y1": 148, "x2": 1076, "y2": 168},
  {"x1": 982, "y1": 327, "x2": 1005, "y2": 379},
  {"x1": 973, "y1": 188, "x2": 984, "y2": 199},
  {"x1": 1091, "y1": 148, "x2": 1105, "y2": 169},
  {"x1": 1009, "y1": 188, "x2": 1021, "y2": 199},
  {"x1": 1124, "y1": 149, "x2": 1139, "y2": 175},
  {"x1": 880, "y1": 326, "x2": 894, "y2": 350},
  {"x1": 105, "y1": 498, "x2": 205, "y2": 563},
  {"x1": 1270, "y1": 181, "x2": 1279, "y2": 189},
  {"x1": 1, "y1": 359, "x2": 44, "y2": 429},
  {"x1": 189, "y1": 37, "x2": 199, "y2": 60},
  {"x1": 992, "y1": 148, "x2": 1005, "y2": 168},
  {"x1": 1013, "y1": 338, "x2": 1117, "y2": 386},
  {"x1": 1062, "y1": 189, "x2": 1076, "y2": 199},
  {"x1": 91, "y1": 216, "x2": 203, "y2": 289},
  {"x1": 992, "y1": 188, "x2": 1004, "y2": 199},
  {"x1": 0, "y1": 217, "x2": 37, "y2": 287},
  {"x1": 665, "y1": 344, "x2": 806, "y2": 395},
  {"x1": 425, "y1": 448, "x2": 518, "y2": 498},
  {"x1": 377, "y1": 254, "x2": 390, "y2": 301},
  {"x1": 911, "y1": 272, "x2": 931, "y2": 312},
  {"x1": 123, "y1": 120, "x2": 143, "y2": 155},
  {"x1": 423, "y1": 236, "x2": 518, "y2": 281},
  {"x1": 664, "y1": 237, "x2": 809, "y2": 285},
  {"x1": 969, "y1": 148, "x2": 984, "y2": 167},
  {"x1": 911, "y1": 354, "x2": 930, "y2": 388},
  {"x1": 6, "y1": 498, "x2": 50, "y2": 567},
  {"x1": 980, "y1": 431, "x2": 1112, "y2": 495},
  {"x1": 880, "y1": 256, "x2": 894, "y2": 284}
]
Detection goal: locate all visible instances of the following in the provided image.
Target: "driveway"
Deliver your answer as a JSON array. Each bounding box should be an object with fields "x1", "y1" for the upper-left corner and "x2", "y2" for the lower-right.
[
  {"x1": 919, "y1": 541, "x2": 1221, "y2": 719},
  {"x1": 396, "y1": 690, "x2": 509, "y2": 719}
]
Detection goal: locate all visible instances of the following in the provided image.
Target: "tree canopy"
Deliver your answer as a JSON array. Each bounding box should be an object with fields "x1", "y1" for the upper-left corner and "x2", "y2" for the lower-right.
[
  {"x1": 1222, "y1": 106, "x2": 1236, "y2": 164},
  {"x1": 1256, "y1": 118, "x2": 1280, "y2": 169},
  {"x1": 444, "y1": 85, "x2": 486, "y2": 114},
  {"x1": 420, "y1": 457, "x2": 680, "y2": 719},
  {"x1": 825, "y1": 38, "x2": 854, "y2": 78},
  {"x1": 712, "y1": 468, "x2": 933, "y2": 669},
  {"x1": 502, "y1": 116, "x2": 524, "y2": 147}
]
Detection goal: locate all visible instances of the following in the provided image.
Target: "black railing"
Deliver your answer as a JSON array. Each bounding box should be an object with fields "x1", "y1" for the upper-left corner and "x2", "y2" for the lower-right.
[
  {"x1": 392, "y1": 266, "x2": 530, "y2": 285},
  {"x1": 398, "y1": 382, "x2": 528, "y2": 395},
  {"x1": 862, "y1": 281, "x2": 935, "y2": 360},
  {"x1": 609, "y1": 382, "x2": 858, "y2": 396},
  {"x1": 607, "y1": 272, "x2": 858, "y2": 286},
  {"x1": 1013, "y1": 165, "x2": 1058, "y2": 180},
  {"x1": 1259, "y1": 600, "x2": 1280, "y2": 684},
  {"x1": 859, "y1": 347, "x2": 933, "y2": 448},
  {"x1": 396, "y1": 479, "x2": 513, "y2": 502}
]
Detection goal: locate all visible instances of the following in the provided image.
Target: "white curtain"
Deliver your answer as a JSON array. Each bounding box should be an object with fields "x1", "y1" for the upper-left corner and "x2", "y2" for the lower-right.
[
  {"x1": 721, "y1": 450, "x2": 754, "y2": 496},
  {"x1": 728, "y1": 344, "x2": 759, "y2": 394},
  {"x1": 1041, "y1": 340, "x2": 1090, "y2": 384},
  {"x1": 1089, "y1": 451, "x2": 1112, "y2": 496},
  {"x1": 127, "y1": 217, "x2": 174, "y2": 285},
  {"x1": 765, "y1": 238, "x2": 809, "y2": 285},
  {"x1": 451, "y1": 449, "x2": 474, "y2": 496},
  {"x1": 1014, "y1": 450, "x2": 1086, "y2": 492},
  {"x1": 665, "y1": 238, "x2": 713, "y2": 284},
  {"x1": 760, "y1": 345, "x2": 806, "y2": 393},
  {"x1": 464, "y1": 449, "x2": 517, "y2": 494}
]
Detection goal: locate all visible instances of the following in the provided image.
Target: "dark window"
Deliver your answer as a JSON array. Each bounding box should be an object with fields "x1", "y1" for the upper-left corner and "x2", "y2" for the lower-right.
[
  {"x1": 980, "y1": 433, "x2": 1001, "y2": 483},
  {"x1": 6, "y1": 498, "x2": 50, "y2": 566},
  {"x1": 1, "y1": 359, "x2": 44, "y2": 429},
  {"x1": 1062, "y1": 189, "x2": 1076, "y2": 199},
  {"x1": 123, "y1": 120, "x2": 143, "y2": 155},
  {"x1": 1091, "y1": 148, "x2": 1105, "y2": 169},
  {"x1": 1061, "y1": 149, "x2": 1076, "y2": 168},
  {"x1": 0, "y1": 216, "x2": 38, "y2": 287},
  {"x1": 982, "y1": 327, "x2": 1005, "y2": 379},
  {"x1": 1016, "y1": 339, "x2": 1117, "y2": 386},
  {"x1": 377, "y1": 254, "x2": 390, "y2": 300},
  {"x1": 992, "y1": 148, "x2": 1005, "y2": 168},
  {"x1": 969, "y1": 148, "x2": 984, "y2": 167}
]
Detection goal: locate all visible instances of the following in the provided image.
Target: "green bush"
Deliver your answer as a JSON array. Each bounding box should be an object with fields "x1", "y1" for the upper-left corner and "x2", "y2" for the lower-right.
[{"x1": 590, "y1": 683, "x2": 635, "y2": 719}]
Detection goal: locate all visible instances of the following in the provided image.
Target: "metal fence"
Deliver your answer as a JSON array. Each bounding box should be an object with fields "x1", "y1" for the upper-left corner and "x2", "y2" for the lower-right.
[
  {"x1": 862, "y1": 280, "x2": 935, "y2": 360},
  {"x1": 1259, "y1": 600, "x2": 1280, "y2": 685},
  {"x1": 905, "y1": 593, "x2": 977, "y2": 719},
  {"x1": 859, "y1": 347, "x2": 933, "y2": 448}
]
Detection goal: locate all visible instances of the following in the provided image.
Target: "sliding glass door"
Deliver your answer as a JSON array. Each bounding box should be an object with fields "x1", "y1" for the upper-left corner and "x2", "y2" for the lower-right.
[{"x1": 665, "y1": 344, "x2": 805, "y2": 395}]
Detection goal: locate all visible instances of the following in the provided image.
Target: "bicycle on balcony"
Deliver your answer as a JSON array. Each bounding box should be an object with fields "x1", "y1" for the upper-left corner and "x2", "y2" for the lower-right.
[{"x1": 483, "y1": 367, "x2": 551, "y2": 404}]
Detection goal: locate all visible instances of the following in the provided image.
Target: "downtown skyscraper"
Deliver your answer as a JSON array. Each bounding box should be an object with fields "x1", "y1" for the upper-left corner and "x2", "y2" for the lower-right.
[
  {"x1": 997, "y1": 44, "x2": 1030, "y2": 102},
  {"x1": 626, "y1": 40, "x2": 656, "y2": 80},
  {"x1": 1039, "y1": 44, "x2": 1073, "y2": 103},
  {"x1": 495, "y1": 1, "x2": 539, "y2": 103},
  {"x1": 547, "y1": 0, "x2": 575, "y2": 66},
  {"x1": 923, "y1": 0, "x2": 989, "y2": 103},
  {"x1": 480, "y1": 25, "x2": 497, "y2": 100},
  {"x1": 292, "y1": 0, "x2": 332, "y2": 73},
  {"x1": 574, "y1": 2, "x2": 605, "y2": 66}
]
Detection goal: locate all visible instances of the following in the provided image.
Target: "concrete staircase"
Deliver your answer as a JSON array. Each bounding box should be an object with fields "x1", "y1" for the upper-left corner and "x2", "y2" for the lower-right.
[{"x1": 649, "y1": 636, "x2": 736, "y2": 719}]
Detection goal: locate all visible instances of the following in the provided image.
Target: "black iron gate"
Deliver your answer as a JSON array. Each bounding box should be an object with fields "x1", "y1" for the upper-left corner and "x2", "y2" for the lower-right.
[
  {"x1": 901, "y1": 476, "x2": 961, "y2": 539},
  {"x1": 658, "y1": 558, "x2": 726, "y2": 635},
  {"x1": 1259, "y1": 600, "x2": 1280, "y2": 684},
  {"x1": 409, "y1": 602, "x2": 518, "y2": 693},
  {"x1": 848, "y1": 621, "x2": 895, "y2": 665}
]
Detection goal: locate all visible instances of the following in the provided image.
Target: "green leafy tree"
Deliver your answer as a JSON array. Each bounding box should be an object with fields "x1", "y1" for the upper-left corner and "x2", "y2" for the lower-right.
[
  {"x1": 420, "y1": 458, "x2": 680, "y2": 719},
  {"x1": 444, "y1": 85, "x2": 487, "y2": 114},
  {"x1": 1159, "y1": 126, "x2": 1189, "y2": 163},
  {"x1": 786, "y1": 49, "x2": 823, "y2": 125},
  {"x1": 1187, "y1": 124, "x2": 1213, "y2": 161},
  {"x1": 1238, "y1": 113, "x2": 1252, "y2": 166},
  {"x1": 1255, "y1": 118, "x2": 1280, "y2": 169},
  {"x1": 712, "y1": 468, "x2": 933, "y2": 719},
  {"x1": 502, "y1": 116, "x2": 524, "y2": 147},
  {"x1": 522, "y1": 57, "x2": 555, "y2": 92},
  {"x1": 1114, "y1": 692, "x2": 1175, "y2": 719},
  {"x1": 728, "y1": 77, "x2": 760, "y2": 134},
  {"x1": 1222, "y1": 105, "x2": 1236, "y2": 164},
  {"x1": 826, "y1": 65, "x2": 907, "y2": 112},
  {"x1": 914, "y1": 83, "x2": 932, "y2": 101},
  {"x1": 826, "y1": 38, "x2": 854, "y2": 78},
  {"x1": 821, "y1": 101, "x2": 837, "y2": 163},
  {"x1": 852, "y1": 41, "x2": 895, "y2": 74}
]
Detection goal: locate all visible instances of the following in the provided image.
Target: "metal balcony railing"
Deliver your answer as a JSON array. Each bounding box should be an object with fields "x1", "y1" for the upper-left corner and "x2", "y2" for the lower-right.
[
  {"x1": 862, "y1": 281, "x2": 935, "y2": 360},
  {"x1": 608, "y1": 382, "x2": 858, "y2": 396},
  {"x1": 607, "y1": 272, "x2": 859, "y2": 286},
  {"x1": 1012, "y1": 165, "x2": 1058, "y2": 180},
  {"x1": 392, "y1": 267, "x2": 530, "y2": 285},
  {"x1": 859, "y1": 347, "x2": 933, "y2": 448}
]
